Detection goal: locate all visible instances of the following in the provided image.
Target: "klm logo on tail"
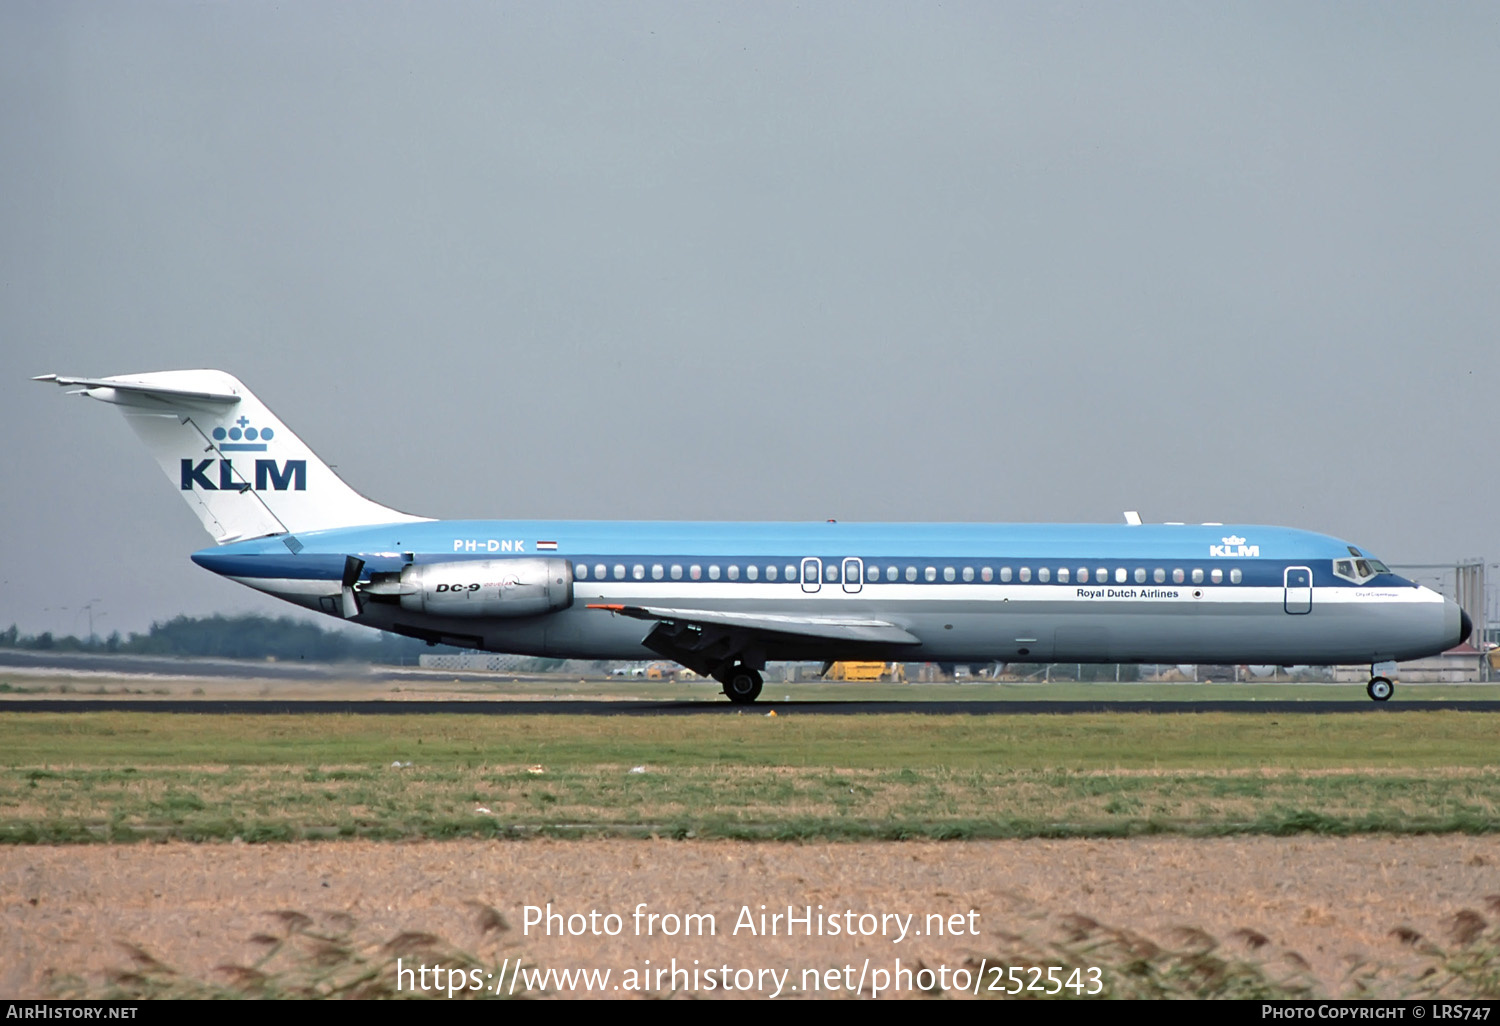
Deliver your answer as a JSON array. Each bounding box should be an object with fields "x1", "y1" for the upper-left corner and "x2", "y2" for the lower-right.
[
  {"x1": 182, "y1": 414, "x2": 304, "y2": 491},
  {"x1": 212, "y1": 415, "x2": 275, "y2": 452},
  {"x1": 180, "y1": 458, "x2": 306, "y2": 491}
]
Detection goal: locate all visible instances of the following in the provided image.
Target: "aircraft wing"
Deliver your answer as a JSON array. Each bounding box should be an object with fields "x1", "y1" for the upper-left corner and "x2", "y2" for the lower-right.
[{"x1": 587, "y1": 604, "x2": 921, "y2": 645}]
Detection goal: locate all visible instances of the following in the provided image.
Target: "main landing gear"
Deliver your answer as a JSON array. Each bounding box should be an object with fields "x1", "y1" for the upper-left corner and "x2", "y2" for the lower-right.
[
  {"x1": 720, "y1": 664, "x2": 764, "y2": 705},
  {"x1": 1367, "y1": 676, "x2": 1394, "y2": 702}
]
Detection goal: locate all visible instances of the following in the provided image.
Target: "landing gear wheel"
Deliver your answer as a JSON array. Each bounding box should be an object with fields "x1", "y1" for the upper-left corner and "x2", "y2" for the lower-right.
[
  {"x1": 723, "y1": 666, "x2": 763, "y2": 705},
  {"x1": 1367, "y1": 676, "x2": 1394, "y2": 702}
]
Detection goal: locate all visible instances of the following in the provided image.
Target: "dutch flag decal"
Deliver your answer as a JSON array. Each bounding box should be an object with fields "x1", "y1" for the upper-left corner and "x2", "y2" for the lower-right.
[{"x1": 536, "y1": 541, "x2": 558, "y2": 551}]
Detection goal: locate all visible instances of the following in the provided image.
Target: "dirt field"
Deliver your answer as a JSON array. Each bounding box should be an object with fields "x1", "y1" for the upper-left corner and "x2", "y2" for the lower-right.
[{"x1": 4, "y1": 835, "x2": 1498, "y2": 998}]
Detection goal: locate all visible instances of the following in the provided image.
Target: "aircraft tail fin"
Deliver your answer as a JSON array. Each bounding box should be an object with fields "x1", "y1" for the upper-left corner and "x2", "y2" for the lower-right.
[{"x1": 35, "y1": 370, "x2": 427, "y2": 544}]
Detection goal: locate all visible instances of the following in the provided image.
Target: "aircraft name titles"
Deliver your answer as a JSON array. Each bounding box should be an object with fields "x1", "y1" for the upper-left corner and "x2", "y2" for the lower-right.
[{"x1": 1076, "y1": 588, "x2": 1182, "y2": 600}]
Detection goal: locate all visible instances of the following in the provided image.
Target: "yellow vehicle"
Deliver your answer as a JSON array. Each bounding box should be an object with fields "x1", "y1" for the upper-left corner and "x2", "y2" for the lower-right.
[{"x1": 823, "y1": 661, "x2": 906, "y2": 682}]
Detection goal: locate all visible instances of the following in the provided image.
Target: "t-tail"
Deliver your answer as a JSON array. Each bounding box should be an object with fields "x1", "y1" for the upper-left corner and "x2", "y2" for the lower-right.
[{"x1": 35, "y1": 370, "x2": 427, "y2": 544}]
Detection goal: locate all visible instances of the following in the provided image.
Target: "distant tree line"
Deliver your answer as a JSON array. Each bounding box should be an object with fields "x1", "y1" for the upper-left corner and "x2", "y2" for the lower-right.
[{"x1": 0, "y1": 615, "x2": 457, "y2": 664}]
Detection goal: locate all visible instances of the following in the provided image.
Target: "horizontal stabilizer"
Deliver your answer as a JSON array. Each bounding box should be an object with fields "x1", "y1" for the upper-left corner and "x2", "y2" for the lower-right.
[{"x1": 33, "y1": 374, "x2": 242, "y2": 405}]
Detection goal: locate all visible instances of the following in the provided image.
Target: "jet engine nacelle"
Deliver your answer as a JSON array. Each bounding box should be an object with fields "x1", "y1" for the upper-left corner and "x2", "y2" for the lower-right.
[{"x1": 397, "y1": 558, "x2": 573, "y2": 618}]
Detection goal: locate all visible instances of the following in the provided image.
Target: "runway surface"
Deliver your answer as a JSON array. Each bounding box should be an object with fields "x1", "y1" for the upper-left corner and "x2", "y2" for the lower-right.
[
  {"x1": 5, "y1": 651, "x2": 1497, "y2": 715},
  {"x1": 4, "y1": 698, "x2": 1500, "y2": 715},
  {"x1": 0, "y1": 649, "x2": 515, "y2": 683}
]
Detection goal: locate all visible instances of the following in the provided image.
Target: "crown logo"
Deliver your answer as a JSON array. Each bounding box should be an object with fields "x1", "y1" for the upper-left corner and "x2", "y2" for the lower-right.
[
  {"x1": 1222, "y1": 535, "x2": 1246, "y2": 547},
  {"x1": 213, "y1": 415, "x2": 275, "y2": 452}
]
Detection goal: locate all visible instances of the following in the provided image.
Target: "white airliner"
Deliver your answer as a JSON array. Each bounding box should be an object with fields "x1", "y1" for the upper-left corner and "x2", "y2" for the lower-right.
[{"x1": 37, "y1": 370, "x2": 1469, "y2": 703}]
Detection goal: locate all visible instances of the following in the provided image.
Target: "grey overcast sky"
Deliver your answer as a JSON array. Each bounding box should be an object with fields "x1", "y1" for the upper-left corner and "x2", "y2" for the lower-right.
[{"x1": 2, "y1": 2, "x2": 1497, "y2": 636}]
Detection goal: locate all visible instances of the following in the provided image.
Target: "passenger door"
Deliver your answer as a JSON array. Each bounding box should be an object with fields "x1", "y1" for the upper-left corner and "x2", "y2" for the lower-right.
[
  {"x1": 842, "y1": 557, "x2": 863, "y2": 594},
  {"x1": 801, "y1": 557, "x2": 822, "y2": 594},
  {"x1": 1284, "y1": 566, "x2": 1312, "y2": 614}
]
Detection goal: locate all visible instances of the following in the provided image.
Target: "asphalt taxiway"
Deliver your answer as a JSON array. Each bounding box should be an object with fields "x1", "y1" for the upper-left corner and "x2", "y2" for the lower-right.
[
  {"x1": 0, "y1": 649, "x2": 515, "y2": 684},
  {"x1": 5, "y1": 651, "x2": 1496, "y2": 715},
  {"x1": 5, "y1": 698, "x2": 1499, "y2": 715}
]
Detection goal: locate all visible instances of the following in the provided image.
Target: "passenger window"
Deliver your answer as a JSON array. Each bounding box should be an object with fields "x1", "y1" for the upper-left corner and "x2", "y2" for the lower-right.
[
  {"x1": 1057, "y1": 567, "x2": 1070, "y2": 583},
  {"x1": 1019, "y1": 567, "x2": 1031, "y2": 582},
  {"x1": 575, "y1": 563, "x2": 587, "y2": 580},
  {"x1": 1000, "y1": 567, "x2": 1013, "y2": 582},
  {"x1": 633, "y1": 565, "x2": 645, "y2": 580},
  {"x1": 906, "y1": 566, "x2": 918, "y2": 582},
  {"x1": 1230, "y1": 568, "x2": 1242, "y2": 584},
  {"x1": 1211, "y1": 568, "x2": 1223, "y2": 584},
  {"x1": 651, "y1": 564, "x2": 664, "y2": 580},
  {"x1": 1134, "y1": 568, "x2": 1146, "y2": 584},
  {"x1": 1037, "y1": 567, "x2": 1050, "y2": 583},
  {"x1": 1115, "y1": 568, "x2": 1127, "y2": 584},
  {"x1": 596, "y1": 564, "x2": 607, "y2": 580},
  {"x1": 1097, "y1": 567, "x2": 1108, "y2": 582},
  {"x1": 613, "y1": 564, "x2": 626, "y2": 580},
  {"x1": 981, "y1": 567, "x2": 993, "y2": 582},
  {"x1": 671, "y1": 565, "x2": 683, "y2": 580},
  {"x1": 887, "y1": 566, "x2": 899, "y2": 582},
  {"x1": 709, "y1": 565, "x2": 721, "y2": 581},
  {"x1": 767, "y1": 565, "x2": 778, "y2": 581},
  {"x1": 1172, "y1": 569, "x2": 1184, "y2": 584},
  {"x1": 1154, "y1": 568, "x2": 1165, "y2": 584},
  {"x1": 691, "y1": 565, "x2": 702, "y2": 581},
  {"x1": 728, "y1": 565, "x2": 740, "y2": 581},
  {"x1": 962, "y1": 566, "x2": 974, "y2": 582},
  {"x1": 825, "y1": 564, "x2": 840, "y2": 583},
  {"x1": 867, "y1": 565, "x2": 879, "y2": 582},
  {"x1": 925, "y1": 566, "x2": 937, "y2": 582},
  {"x1": 747, "y1": 565, "x2": 758, "y2": 581},
  {"x1": 1191, "y1": 568, "x2": 1204, "y2": 584},
  {"x1": 1077, "y1": 568, "x2": 1088, "y2": 583},
  {"x1": 785, "y1": 564, "x2": 797, "y2": 582},
  {"x1": 944, "y1": 566, "x2": 956, "y2": 582}
]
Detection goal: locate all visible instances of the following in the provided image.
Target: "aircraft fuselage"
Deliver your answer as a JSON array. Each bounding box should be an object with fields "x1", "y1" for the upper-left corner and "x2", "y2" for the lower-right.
[{"x1": 191, "y1": 519, "x2": 1465, "y2": 668}]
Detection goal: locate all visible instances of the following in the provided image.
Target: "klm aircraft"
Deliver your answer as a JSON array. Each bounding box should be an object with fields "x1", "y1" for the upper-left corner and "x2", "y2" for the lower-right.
[{"x1": 38, "y1": 370, "x2": 1469, "y2": 703}]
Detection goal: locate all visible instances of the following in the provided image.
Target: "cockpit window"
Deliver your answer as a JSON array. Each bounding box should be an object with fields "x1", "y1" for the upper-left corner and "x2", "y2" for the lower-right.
[
  {"x1": 1348, "y1": 547, "x2": 1363, "y2": 557},
  {"x1": 1333, "y1": 555, "x2": 1389, "y2": 584}
]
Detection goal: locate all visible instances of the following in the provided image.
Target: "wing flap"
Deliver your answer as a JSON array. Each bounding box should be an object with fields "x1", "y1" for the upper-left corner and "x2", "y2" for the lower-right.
[{"x1": 587, "y1": 604, "x2": 921, "y2": 645}]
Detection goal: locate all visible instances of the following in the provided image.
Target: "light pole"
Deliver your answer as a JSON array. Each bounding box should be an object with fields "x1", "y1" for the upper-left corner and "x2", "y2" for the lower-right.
[{"x1": 78, "y1": 599, "x2": 104, "y2": 644}]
